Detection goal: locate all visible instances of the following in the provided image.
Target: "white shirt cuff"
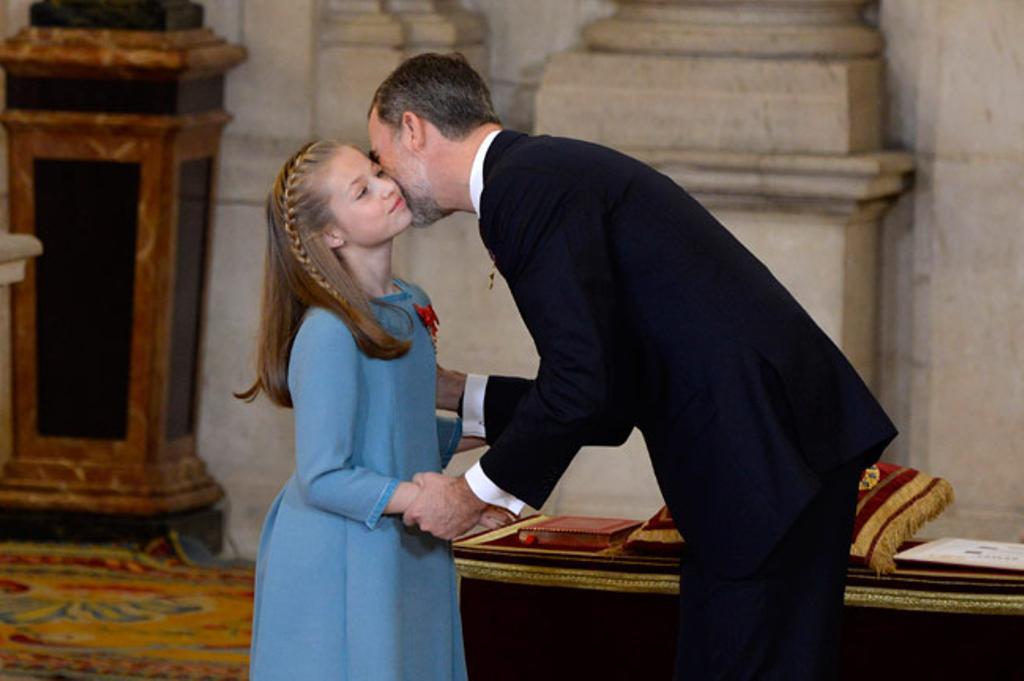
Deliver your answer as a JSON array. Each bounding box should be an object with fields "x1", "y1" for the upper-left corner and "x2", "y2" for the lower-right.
[
  {"x1": 465, "y1": 462, "x2": 526, "y2": 515},
  {"x1": 461, "y1": 373, "x2": 488, "y2": 439}
]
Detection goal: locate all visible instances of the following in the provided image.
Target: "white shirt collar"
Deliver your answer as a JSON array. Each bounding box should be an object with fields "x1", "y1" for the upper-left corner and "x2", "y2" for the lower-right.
[{"x1": 470, "y1": 129, "x2": 501, "y2": 218}]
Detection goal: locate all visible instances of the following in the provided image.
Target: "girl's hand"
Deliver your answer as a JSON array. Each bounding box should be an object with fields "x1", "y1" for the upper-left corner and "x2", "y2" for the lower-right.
[{"x1": 384, "y1": 481, "x2": 423, "y2": 515}]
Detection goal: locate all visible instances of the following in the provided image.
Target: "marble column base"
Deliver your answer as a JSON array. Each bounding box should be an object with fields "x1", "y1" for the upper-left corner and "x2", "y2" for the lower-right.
[{"x1": 0, "y1": 233, "x2": 41, "y2": 285}]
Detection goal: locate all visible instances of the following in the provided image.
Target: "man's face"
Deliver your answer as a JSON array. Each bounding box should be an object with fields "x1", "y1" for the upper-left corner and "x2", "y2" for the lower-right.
[{"x1": 368, "y1": 108, "x2": 448, "y2": 229}]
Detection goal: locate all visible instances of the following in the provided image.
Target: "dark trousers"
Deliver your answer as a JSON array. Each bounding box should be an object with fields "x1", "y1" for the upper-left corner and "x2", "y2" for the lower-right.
[{"x1": 674, "y1": 456, "x2": 866, "y2": 680}]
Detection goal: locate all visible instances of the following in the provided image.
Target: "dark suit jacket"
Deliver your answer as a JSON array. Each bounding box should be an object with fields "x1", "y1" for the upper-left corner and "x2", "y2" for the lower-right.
[{"x1": 475, "y1": 131, "x2": 896, "y2": 577}]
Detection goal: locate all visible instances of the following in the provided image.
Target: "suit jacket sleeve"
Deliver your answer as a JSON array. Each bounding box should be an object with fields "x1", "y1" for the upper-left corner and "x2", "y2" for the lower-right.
[
  {"x1": 481, "y1": 376, "x2": 531, "y2": 445},
  {"x1": 478, "y1": 176, "x2": 629, "y2": 508},
  {"x1": 484, "y1": 375, "x2": 633, "y2": 448}
]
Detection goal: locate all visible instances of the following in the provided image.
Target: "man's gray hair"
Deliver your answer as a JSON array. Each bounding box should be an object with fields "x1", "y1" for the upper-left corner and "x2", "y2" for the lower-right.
[{"x1": 371, "y1": 52, "x2": 500, "y2": 140}]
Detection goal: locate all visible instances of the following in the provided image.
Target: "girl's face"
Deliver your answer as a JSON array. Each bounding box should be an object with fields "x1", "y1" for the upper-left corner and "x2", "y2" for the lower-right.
[{"x1": 320, "y1": 145, "x2": 412, "y2": 251}]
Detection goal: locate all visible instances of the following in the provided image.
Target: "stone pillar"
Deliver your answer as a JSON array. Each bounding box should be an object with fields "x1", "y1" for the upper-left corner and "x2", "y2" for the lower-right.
[
  {"x1": 315, "y1": 0, "x2": 404, "y2": 146},
  {"x1": 533, "y1": 0, "x2": 914, "y2": 519},
  {"x1": 385, "y1": 0, "x2": 486, "y2": 68},
  {"x1": 879, "y1": 1, "x2": 1024, "y2": 542},
  {"x1": 468, "y1": 0, "x2": 617, "y2": 133},
  {"x1": 377, "y1": 0, "x2": 486, "y2": 275},
  {"x1": 0, "y1": 234, "x2": 37, "y2": 284},
  {"x1": 314, "y1": 1, "x2": 486, "y2": 147}
]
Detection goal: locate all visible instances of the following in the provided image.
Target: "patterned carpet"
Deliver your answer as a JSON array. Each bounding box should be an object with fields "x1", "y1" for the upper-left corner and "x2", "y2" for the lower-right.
[{"x1": 0, "y1": 536, "x2": 252, "y2": 680}]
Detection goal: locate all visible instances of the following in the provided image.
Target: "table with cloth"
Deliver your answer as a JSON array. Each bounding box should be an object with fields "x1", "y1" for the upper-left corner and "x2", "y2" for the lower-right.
[{"x1": 455, "y1": 492, "x2": 1024, "y2": 681}]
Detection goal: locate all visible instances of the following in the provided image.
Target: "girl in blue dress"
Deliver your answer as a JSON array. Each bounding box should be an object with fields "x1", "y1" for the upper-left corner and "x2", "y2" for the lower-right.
[{"x1": 239, "y1": 141, "x2": 500, "y2": 680}]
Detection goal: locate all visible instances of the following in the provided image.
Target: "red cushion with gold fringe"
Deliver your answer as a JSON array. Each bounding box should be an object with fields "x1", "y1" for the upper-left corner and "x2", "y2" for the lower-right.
[
  {"x1": 623, "y1": 463, "x2": 955, "y2": 574},
  {"x1": 850, "y1": 462, "x2": 955, "y2": 573}
]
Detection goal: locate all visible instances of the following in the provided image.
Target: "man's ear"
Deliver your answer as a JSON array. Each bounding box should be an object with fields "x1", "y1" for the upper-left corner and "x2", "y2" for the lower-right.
[
  {"x1": 321, "y1": 223, "x2": 346, "y2": 250},
  {"x1": 400, "y1": 111, "x2": 428, "y2": 154}
]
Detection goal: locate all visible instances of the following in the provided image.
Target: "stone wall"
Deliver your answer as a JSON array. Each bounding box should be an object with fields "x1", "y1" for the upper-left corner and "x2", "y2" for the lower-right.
[
  {"x1": 878, "y1": 0, "x2": 1024, "y2": 541},
  {"x1": 529, "y1": 0, "x2": 918, "y2": 521},
  {"x1": 467, "y1": 0, "x2": 615, "y2": 131}
]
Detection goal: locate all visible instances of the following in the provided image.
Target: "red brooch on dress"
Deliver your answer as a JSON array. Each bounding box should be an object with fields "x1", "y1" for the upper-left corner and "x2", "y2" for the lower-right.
[{"x1": 413, "y1": 303, "x2": 439, "y2": 350}]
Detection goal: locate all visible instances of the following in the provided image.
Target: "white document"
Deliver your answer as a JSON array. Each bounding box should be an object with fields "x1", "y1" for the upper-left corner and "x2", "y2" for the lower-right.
[{"x1": 894, "y1": 538, "x2": 1024, "y2": 572}]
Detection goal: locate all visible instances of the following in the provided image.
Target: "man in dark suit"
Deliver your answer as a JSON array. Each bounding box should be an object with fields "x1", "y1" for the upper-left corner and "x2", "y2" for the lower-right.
[{"x1": 368, "y1": 52, "x2": 896, "y2": 679}]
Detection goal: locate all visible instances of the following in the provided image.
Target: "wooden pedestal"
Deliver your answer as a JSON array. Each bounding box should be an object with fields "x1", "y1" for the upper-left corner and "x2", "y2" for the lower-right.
[{"x1": 0, "y1": 27, "x2": 245, "y2": 517}]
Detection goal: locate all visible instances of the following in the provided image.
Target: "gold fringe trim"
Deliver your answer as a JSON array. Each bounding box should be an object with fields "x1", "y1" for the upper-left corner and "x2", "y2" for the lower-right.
[{"x1": 851, "y1": 477, "x2": 955, "y2": 575}]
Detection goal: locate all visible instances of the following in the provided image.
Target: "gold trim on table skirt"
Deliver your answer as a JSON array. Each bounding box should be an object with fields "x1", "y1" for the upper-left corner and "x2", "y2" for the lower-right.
[
  {"x1": 455, "y1": 517, "x2": 1024, "y2": 616},
  {"x1": 455, "y1": 557, "x2": 681, "y2": 595},
  {"x1": 454, "y1": 558, "x2": 1024, "y2": 616},
  {"x1": 843, "y1": 585, "x2": 1024, "y2": 616}
]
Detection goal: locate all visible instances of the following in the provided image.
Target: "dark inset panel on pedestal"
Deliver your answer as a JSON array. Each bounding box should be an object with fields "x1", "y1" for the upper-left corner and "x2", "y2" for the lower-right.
[
  {"x1": 6, "y1": 76, "x2": 224, "y2": 116},
  {"x1": 34, "y1": 159, "x2": 140, "y2": 440},
  {"x1": 30, "y1": 0, "x2": 204, "y2": 31},
  {"x1": 166, "y1": 158, "x2": 212, "y2": 441}
]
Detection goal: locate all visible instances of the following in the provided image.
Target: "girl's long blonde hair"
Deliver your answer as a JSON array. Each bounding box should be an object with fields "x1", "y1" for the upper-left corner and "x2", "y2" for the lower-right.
[{"x1": 236, "y1": 140, "x2": 410, "y2": 407}]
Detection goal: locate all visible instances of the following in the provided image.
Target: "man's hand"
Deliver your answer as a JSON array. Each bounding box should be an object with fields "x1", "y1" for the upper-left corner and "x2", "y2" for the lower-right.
[
  {"x1": 479, "y1": 505, "x2": 518, "y2": 530},
  {"x1": 436, "y1": 365, "x2": 467, "y2": 412},
  {"x1": 403, "y1": 472, "x2": 486, "y2": 540}
]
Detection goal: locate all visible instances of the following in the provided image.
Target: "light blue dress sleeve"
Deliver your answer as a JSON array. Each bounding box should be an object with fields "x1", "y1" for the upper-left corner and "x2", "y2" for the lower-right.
[
  {"x1": 288, "y1": 310, "x2": 399, "y2": 529},
  {"x1": 436, "y1": 416, "x2": 462, "y2": 469}
]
